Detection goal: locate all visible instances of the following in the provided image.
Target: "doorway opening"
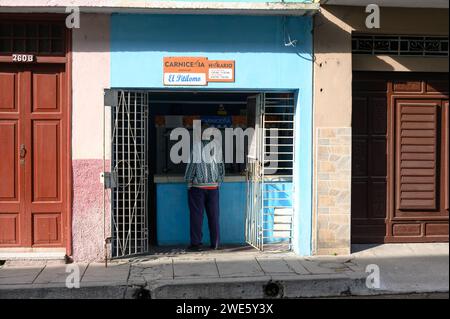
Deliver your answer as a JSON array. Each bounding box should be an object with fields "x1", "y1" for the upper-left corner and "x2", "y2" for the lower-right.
[{"x1": 106, "y1": 90, "x2": 296, "y2": 258}]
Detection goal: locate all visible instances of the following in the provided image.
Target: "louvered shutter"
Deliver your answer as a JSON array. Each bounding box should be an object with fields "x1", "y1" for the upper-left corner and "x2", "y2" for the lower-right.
[
  {"x1": 444, "y1": 100, "x2": 449, "y2": 212},
  {"x1": 396, "y1": 100, "x2": 439, "y2": 210}
]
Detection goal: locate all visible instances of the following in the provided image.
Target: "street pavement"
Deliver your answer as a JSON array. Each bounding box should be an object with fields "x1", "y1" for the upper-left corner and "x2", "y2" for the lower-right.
[{"x1": 0, "y1": 243, "x2": 447, "y2": 299}]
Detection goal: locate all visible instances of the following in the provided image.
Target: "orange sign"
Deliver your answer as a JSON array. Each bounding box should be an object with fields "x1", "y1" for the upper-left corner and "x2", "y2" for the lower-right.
[
  {"x1": 207, "y1": 60, "x2": 235, "y2": 82},
  {"x1": 163, "y1": 57, "x2": 235, "y2": 86},
  {"x1": 163, "y1": 57, "x2": 208, "y2": 86}
]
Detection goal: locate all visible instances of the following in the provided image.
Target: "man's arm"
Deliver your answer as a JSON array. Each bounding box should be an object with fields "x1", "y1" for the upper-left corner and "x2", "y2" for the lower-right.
[
  {"x1": 184, "y1": 151, "x2": 196, "y2": 188},
  {"x1": 218, "y1": 160, "x2": 225, "y2": 183}
]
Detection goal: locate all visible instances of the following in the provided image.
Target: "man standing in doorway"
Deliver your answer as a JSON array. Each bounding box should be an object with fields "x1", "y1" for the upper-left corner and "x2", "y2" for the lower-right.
[{"x1": 184, "y1": 135, "x2": 225, "y2": 251}]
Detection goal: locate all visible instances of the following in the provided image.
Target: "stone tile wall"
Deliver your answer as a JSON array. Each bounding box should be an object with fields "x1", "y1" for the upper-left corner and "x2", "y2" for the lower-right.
[{"x1": 315, "y1": 127, "x2": 352, "y2": 255}]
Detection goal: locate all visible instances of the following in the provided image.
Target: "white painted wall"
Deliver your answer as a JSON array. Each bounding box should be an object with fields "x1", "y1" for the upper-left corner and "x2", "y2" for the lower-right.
[{"x1": 72, "y1": 13, "x2": 110, "y2": 160}]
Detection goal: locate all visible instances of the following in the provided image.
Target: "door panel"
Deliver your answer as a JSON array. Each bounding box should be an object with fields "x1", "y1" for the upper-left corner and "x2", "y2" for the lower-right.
[
  {"x1": 32, "y1": 72, "x2": 60, "y2": 112},
  {"x1": 351, "y1": 92, "x2": 388, "y2": 244},
  {"x1": 33, "y1": 121, "x2": 61, "y2": 201},
  {"x1": 33, "y1": 213, "x2": 61, "y2": 245},
  {"x1": 444, "y1": 100, "x2": 449, "y2": 213},
  {"x1": 0, "y1": 63, "x2": 67, "y2": 248},
  {"x1": 0, "y1": 65, "x2": 23, "y2": 246},
  {"x1": 0, "y1": 72, "x2": 16, "y2": 111},
  {"x1": 27, "y1": 65, "x2": 66, "y2": 247},
  {"x1": 395, "y1": 100, "x2": 439, "y2": 211},
  {"x1": 0, "y1": 122, "x2": 18, "y2": 201},
  {"x1": 389, "y1": 98, "x2": 448, "y2": 241}
]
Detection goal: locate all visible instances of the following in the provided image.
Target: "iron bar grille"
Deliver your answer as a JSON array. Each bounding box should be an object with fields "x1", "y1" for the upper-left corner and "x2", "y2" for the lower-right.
[
  {"x1": 111, "y1": 91, "x2": 149, "y2": 258},
  {"x1": 245, "y1": 94, "x2": 263, "y2": 251},
  {"x1": 352, "y1": 35, "x2": 449, "y2": 57},
  {"x1": 245, "y1": 92, "x2": 295, "y2": 252},
  {"x1": 0, "y1": 22, "x2": 65, "y2": 55},
  {"x1": 261, "y1": 92, "x2": 295, "y2": 251}
]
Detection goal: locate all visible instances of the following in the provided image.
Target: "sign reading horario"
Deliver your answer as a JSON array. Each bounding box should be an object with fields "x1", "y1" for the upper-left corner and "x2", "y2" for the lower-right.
[{"x1": 163, "y1": 57, "x2": 235, "y2": 86}]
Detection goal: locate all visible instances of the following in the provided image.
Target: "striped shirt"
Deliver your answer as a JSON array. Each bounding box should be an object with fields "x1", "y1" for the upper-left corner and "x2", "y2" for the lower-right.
[{"x1": 184, "y1": 140, "x2": 225, "y2": 189}]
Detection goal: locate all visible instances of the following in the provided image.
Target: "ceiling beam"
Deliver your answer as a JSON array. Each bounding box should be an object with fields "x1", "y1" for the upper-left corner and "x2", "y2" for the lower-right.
[{"x1": 0, "y1": 1, "x2": 320, "y2": 16}]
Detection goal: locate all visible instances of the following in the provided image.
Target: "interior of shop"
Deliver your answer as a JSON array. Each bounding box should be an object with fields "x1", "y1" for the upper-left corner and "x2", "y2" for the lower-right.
[
  {"x1": 149, "y1": 91, "x2": 253, "y2": 177},
  {"x1": 146, "y1": 91, "x2": 295, "y2": 249},
  {"x1": 109, "y1": 90, "x2": 295, "y2": 256},
  {"x1": 148, "y1": 91, "x2": 258, "y2": 246}
]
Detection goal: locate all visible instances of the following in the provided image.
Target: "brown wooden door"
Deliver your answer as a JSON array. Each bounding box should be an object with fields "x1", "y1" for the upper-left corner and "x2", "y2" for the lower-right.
[
  {"x1": 444, "y1": 100, "x2": 449, "y2": 218},
  {"x1": 387, "y1": 98, "x2": 449, "y2": 241},
  {"x1": 352, "y1": 72, "x2": 449, "y2": 244},
  {"x1": 0, "y1": 63, "x2": 67, "y2": 248},
  {"x1": 351, "y1": 83, "x2": 388, "y2": 244}
]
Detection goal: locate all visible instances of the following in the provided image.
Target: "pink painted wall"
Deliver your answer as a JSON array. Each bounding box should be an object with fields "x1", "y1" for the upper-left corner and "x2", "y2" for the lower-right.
[
  {"x1": 72, "y1": 160, "x2": 111, "y2": 261},
  {"x1": 71, "y1": 13, "x2": 111, "y2": 261}
]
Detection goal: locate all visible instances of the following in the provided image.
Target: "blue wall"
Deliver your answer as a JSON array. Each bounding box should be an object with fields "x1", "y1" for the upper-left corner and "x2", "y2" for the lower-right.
[
  {"x1": 157, "y1": 182, "x2": 247, "y2": 245},
  {"x1": 157, "y1": 182, "x2": 293, "y2": 245},
  {"x1": 110, "y1": 14, "x2": 313, "y2": 255}
]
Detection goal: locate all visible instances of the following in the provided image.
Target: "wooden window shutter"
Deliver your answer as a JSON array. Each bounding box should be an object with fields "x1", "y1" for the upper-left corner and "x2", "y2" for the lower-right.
[
  {"x1": 396, "y1": 100, "x2": 439, "y2": 210},
  {"x1": 444, "y1": 100, "x2": 449, "y2": 212}
]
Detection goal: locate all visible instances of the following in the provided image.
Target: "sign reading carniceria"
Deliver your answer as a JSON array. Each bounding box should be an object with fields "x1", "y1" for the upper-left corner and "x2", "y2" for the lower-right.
[{"x1": 163, "y1": 57, "x2": 235, "y2": 86}]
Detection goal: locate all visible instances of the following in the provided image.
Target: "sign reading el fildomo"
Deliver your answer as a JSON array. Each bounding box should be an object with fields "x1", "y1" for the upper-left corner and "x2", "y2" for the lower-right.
[{"x1": 163, "y1": 57, "x2": 235, "y2": 86}]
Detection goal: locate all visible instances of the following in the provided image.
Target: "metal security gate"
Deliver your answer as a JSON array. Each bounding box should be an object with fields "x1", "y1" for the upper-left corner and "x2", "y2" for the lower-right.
[
  {"x1": 109, "y1": 91, "x2": 149, "y2": 258},
  {"x1": 245, "y1": 95, "x2": 264, "y2": 250},
  {"x1": 245, "y1": 93, "x2": 295, "y2": 251}
]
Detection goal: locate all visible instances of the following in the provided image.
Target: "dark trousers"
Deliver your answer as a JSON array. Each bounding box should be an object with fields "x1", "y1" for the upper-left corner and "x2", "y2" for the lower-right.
[{"x1": 188, "y1": 187, "x2": 220, "y2": 247}]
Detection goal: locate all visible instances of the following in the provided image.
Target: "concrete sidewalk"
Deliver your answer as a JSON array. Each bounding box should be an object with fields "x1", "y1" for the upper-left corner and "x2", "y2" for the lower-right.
[{"x1": 0, "y1": 244, "x2": 447, "y2": 299}]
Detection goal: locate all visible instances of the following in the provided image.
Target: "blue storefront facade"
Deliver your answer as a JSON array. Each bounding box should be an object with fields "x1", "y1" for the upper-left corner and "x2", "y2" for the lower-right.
[{"x1": 109, "y1": 13, "x2": 314, "y2": 256}]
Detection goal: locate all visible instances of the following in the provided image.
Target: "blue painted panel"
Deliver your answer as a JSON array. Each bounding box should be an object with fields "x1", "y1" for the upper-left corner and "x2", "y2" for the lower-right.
[
  {"x1": 156, "y1": 181, "x2": 295, "y2": 245},
  {"x1": 111, "y1": 14, "x2": 312, "y2": 90},
  {"x1": 294, "y1": 91, "x2": 313, "y2": 256},
  {"x1": 111, "y1": 14, "x2": 313, "y2": 255},
  {"x1": 156, "y1": 182, "x2": 247, "y2": 245},
  {"x1": 263, "y1": 182, "x2": 293, "y2": 243}
]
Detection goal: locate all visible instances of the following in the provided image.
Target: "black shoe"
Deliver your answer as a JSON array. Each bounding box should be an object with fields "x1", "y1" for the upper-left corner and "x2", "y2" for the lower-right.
[
  {"x1": 210, "y1": 245, "x2": 220, "y2": 250},
  {"x1": 187, "y1": 244, "x2": 202, "y2": 252}
]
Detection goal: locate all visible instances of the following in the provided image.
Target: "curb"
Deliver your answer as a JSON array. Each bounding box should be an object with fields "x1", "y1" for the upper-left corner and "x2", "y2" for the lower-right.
[
  {"x1": 1, "y1": 274, "x2": 447, "y2": 299},
  {"x1": 0, "y1": 285, "x2": 129, "y2": 299},
  {"x1": 147, "y1": 273, "x2": 372, "y2": 299}
]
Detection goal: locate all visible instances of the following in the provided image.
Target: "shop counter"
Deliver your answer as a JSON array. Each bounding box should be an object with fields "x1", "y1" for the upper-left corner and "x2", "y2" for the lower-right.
[
  {"x1": 154, "y1": 175, "x2": 293, "y2": 246},
  {"x1": 155, "y1": 175, "x2": 247, "y2": 245}
]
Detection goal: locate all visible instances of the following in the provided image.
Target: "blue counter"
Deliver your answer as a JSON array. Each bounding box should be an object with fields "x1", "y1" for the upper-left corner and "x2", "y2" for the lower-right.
[
  {"x1": 155, "y1": 176, "x2": 293, "y2": 246},
  {"x1": 156, "y1": 178, "x2": 247, "y2": 245}
]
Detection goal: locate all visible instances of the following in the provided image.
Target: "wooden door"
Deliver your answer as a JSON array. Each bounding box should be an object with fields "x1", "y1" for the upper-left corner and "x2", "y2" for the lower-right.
[
  {"x1": 0, "y1": 64, "x2": 23, "y2": 246},
  {"x1": 444, "y1": 100, "x2": 449, "y2": 218},
  {"x1": 0, "y1": 63, "x2": 67, "y2": 248},
  {"x1": 387, "y1": 97, "x2": 449, "y2": 241},
  {"x1": 352, "y1": 72, "x2": 449, "y2": 244},
  {"x1": 351, "y1": 83, "x2": 388, "y2": 244}
]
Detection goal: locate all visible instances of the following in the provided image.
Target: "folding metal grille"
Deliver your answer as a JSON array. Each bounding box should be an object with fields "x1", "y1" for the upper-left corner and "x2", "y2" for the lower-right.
[
  {"x1": 111, "y1": 91, "x2": 149, "y2": 258},
  {"x1": 245, "y1": 94, "x2": 263, "y2": 251},
  {"x1": 245, "y1": 92, "x2": 295, "y2": 251}
]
